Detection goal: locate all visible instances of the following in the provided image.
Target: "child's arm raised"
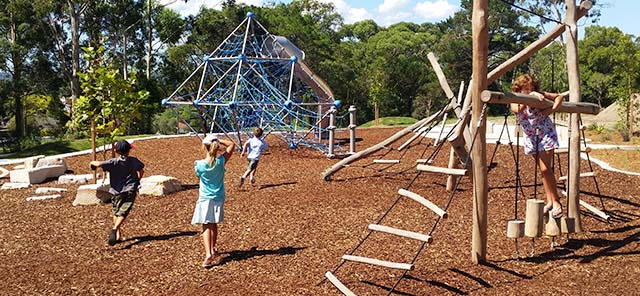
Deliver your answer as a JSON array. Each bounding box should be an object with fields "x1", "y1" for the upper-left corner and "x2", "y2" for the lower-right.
[{"x1": 219, "y1": 138, "x2": 236, "y2": 162}]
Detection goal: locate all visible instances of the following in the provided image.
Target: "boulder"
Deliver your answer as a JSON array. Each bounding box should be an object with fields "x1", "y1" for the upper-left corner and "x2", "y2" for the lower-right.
[
  {"x1": 73, "y1": 181, "x2": 111, "y2": 206},
  {"x1": 26, "y1": 194, "x2": 63, "y2": 201},
  {"x1": 24, "y1": 155, "x2": 45, "y2": 169},
  {"x1": 35, "y1": 187, "x2": 68, "y2": 194},
  {"x1": 0, "y1": 166, "x2": 8, "y2": 179},
  {"x1": 36, "y1": 157, "x2": 67, "y2": 171},
  {"x1": 58, "y1": 174, "x2": 98, "y2": 185},
  {"x1": 1, "y1": 182, "x2": 31, "y2": 190},
  {"x1": 139, "y1": 175, "x2": 182, "y2": 196},
  {"x1": 10, "y1": 165, "x2": 66, "y2": 184}
]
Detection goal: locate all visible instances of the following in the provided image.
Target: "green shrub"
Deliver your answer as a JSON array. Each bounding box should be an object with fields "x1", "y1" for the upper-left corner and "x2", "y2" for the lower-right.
[
  {"x1": 615, "y1": 121, "x2": 631, "y2": 142},
  {"x1": 599, "y1": 131, "x2": 612, "y2": 142},
  {"x1": 588, "y1": 122, "x2": 607, "y2": 134},
  {"x1": 152, "y1": 110, "x2": 178, "y2": 135}
]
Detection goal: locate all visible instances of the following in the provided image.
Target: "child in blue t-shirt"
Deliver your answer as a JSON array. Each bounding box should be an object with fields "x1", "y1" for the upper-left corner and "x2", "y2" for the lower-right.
[
  {"x1": 191, "y1": 134, "x2": 235, "y2": 268},
  {"x1": 239, "y1": 127, "x2": 268, "y2": 187}
]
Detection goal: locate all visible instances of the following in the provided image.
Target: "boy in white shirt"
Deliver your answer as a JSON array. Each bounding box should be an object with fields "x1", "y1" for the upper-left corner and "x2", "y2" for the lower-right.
[{"x1": 239, "y1": 127, "x2": 269, "y2": 186}]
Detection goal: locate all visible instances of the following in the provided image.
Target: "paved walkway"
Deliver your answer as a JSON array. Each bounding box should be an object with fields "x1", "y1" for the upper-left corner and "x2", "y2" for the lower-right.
[{"x1": 425, "y1": 123, "x2": 640, "y2": 176}]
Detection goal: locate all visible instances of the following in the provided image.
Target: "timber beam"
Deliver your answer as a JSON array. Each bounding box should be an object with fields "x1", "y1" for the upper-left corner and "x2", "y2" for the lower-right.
[{"x1": 480, "y1": 91, "x2": 600, "y2": 115}]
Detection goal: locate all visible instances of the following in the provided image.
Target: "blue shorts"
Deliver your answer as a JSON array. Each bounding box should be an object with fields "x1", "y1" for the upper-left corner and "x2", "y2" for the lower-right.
[{"x1": 247, "y1": 158, "x2": 260, "y2": 171}]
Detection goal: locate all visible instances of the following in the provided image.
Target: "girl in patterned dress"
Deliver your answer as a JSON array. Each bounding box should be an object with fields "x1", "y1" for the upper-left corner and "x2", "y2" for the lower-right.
[{"x1": 510, "y1": 74, "x2": 565, "y2": 218}]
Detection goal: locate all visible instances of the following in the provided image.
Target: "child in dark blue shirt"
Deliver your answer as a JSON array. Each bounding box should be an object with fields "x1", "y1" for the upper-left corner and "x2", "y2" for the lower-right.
[{"x1": 91, "y1": 139, "x2": 145, "y2": 246}]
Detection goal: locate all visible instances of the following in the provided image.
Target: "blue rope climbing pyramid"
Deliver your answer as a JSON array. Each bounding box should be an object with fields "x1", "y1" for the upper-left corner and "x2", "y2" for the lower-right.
[{"x1": 163, "y1": 12, "x2": 344, "y2": 152}]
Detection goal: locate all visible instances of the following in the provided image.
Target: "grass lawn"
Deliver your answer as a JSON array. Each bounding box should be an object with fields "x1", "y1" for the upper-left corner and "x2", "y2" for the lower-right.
[{"x1": 2, "y1": 135, "x2": 156, "y2": 159}]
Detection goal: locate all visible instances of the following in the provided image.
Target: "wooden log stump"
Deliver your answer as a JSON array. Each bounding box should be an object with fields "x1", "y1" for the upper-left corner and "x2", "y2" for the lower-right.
[{"x1": 525, "y1": 199, "x2": 544, "y2": 237}]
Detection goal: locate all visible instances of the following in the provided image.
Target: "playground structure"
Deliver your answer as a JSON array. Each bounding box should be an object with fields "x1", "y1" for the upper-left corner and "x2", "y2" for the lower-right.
[
  {"x1": 162, "y1": 12, "x2": 356, "y2": 156},
  {"x1": 321, "y1": 1, "x2": 607, "y2": 294}
]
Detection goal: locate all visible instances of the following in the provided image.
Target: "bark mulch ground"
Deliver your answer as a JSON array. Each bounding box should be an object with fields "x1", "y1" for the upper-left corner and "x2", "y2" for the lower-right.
[{"x1": 2, "y1": 127, "x2": 640, "y2": 295}]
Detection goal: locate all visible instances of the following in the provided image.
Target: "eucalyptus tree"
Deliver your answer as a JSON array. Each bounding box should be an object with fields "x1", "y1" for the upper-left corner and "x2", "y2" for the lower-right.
[
  {"x1": 0, "y1": 0, "x2": 50, "y2": 137},
  {"x1": 360, "y1": 24, "x2": 439, "y2": 119},
  {"x1": 33, "y1": 0, "x2": 97, "y2": 125},
  {"x1": 579, "y1": 26, "x2": 640, "y2": 134}
]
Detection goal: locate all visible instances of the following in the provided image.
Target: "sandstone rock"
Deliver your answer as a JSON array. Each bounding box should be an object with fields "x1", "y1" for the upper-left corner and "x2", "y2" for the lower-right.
[
  {"x1": 9, "y1": 165, "x2": 66, "y2": 184},
  {"x1": 35, "y1": 187, "x2": 68, "y2": 194},
  {"x1": 36, "y1": 157, "x2": 67, "y2": 171},
  {"x1": 58, "y1": 174, "x2": 98, "y2": 185},
  {"x1": 139, "y1": 175, "x2": 182, "y2": 196},
  {"x1": 26, "y1": 194, "x2": 63, "y2": 201},
  {"x1": 1, "y1": 182, "x2": 31, "y2": 190},
  {"x1": 73, "y1": 182, "x2": 112, "y2": 206}
]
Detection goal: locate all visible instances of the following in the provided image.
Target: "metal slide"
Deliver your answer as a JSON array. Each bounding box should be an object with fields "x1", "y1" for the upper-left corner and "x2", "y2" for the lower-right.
[{"x1": 271, "y1": 36, "x2": 335, "y2": 103}]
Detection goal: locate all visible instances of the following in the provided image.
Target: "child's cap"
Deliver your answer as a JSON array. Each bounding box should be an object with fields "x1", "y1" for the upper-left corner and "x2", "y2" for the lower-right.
[
  {"x1": 202, "y1": 134, "x2": 218, "y2": 145},
  {"x1": 114, "y1": 140, "x2": 132, "y2": 154}
]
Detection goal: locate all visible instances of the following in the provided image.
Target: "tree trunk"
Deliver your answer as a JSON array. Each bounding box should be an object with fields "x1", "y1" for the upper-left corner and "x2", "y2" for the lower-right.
[
  {"x1": 123, "y1": 33, "x2": 128, "y2": 80},
  {"x1": 374, "y1": 101, "x2": 379, "y2": 126},
  {"x1": 9, "y1": 15, "x2": 24, "y2": 138},
  {"x1": 146, "y1": 0, "x2": 153, "y2": 80},
  {"x1": 68, "y1": 0, "x2": 82, "y2": 112}
]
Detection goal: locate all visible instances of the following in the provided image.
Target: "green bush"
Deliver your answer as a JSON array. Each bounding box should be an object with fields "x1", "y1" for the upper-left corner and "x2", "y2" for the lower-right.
[
  {"x1": 615, "y1": 121, "x2": 631, "y2": 142},
  {"x1": 152, "y1": 110, "x2": 178, "y2": 135},
  {"x1": 599, "y1": 131, "x2": 612, "y2": 142},
  {"x1": 588, "y1": 122, "x2": 607, "y2": 134}
]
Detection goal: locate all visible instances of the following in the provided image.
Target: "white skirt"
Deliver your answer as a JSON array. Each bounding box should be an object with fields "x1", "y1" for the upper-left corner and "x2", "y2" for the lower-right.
[{"x1": 191, "y1": 199, "x2": 224, "y2": 225}]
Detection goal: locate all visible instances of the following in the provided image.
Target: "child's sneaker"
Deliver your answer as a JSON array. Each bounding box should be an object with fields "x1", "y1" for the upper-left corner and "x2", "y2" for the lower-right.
[
  {"x1": 250, "y1": 177, "x2": 256, "y2": 185},
  {"x1": 239, "y1": 177, "x2": 245, "y2": 187}
]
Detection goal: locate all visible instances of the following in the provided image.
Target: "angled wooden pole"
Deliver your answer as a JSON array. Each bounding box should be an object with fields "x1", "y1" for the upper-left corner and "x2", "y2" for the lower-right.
[
  {"x1": 487, "y1": 1, "x2": 592, "y2": 84},
  {"x1": 471, "y1": 0, "x2": 488, "y2": 264},
  {"x1": 565, "y1": 0, "x2": 583, "y2": 232},
  {"x1": 481, "y1": 91, "x2": 600, "y2": 115}
]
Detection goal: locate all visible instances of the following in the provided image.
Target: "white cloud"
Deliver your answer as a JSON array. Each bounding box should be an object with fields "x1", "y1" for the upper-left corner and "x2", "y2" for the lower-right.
[
  {"x1": 160, "y1": 0, "x2": 265, "y2": 17},
  {"x1": 161, "y1": 0, "x2": 459, "y2": 27},
  {"x1": 318, "y1": 0, "x2": 373, "y2": 24},
  {"x1": 414, "y1": 0, "x2": 458, "y2": 20},
  {"x1": 378, "y1": 0, "x2": 411, "y2": 14},
  {"x1": 345, "y1": 8, "x2": 373, "y2": 24}
]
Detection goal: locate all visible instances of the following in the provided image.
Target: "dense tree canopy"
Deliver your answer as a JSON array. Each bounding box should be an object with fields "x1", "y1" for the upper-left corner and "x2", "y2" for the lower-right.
[{"x1": 0, "y1": 0, "x2": 637, "y2": 142}]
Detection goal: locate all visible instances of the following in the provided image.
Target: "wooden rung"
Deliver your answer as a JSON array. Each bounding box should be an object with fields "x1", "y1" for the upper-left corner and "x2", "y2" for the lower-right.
[
  {"x1": 325, "y1": 272, "x2": 356, "y2": 296},
  {"x1": 416, "y1": 164, "x2": 468, "y2": 176},
  {"x1": 554, "y1": 147, "x2": 591, "y2": 154},
  {"x1": 373, "y1": 159, "x2": 400, "y2": 164},
  {"x1": 368, "y1": 224, "x2": 433, "y2": 243},
  {"x1": 342, "y1": 255, "x2": 414, "y2": 270},
  {"x1": 579, "y1": 200, "x2": 610, "y2": 220},
  {"x1": 398, "y1": 189, "x2": 448, "y2": 218},
  {"x1": 398, "y1": 132, "x2": 423, "y2": 151},
  {"x1": 559, "y1": 191, "x2": 611, "y2": 221},
  {"x1": 415, "y1": 159, "x2": 434, "y2": 164},
  {"x1": 558, "y1": 171, "x2": 596, "y2": 181}
]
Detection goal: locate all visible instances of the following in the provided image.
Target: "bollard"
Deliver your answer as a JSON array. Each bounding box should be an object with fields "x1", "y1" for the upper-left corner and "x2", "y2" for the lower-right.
[{"x1": 348, "y1": 105, "x2": 357, "y2": 154}]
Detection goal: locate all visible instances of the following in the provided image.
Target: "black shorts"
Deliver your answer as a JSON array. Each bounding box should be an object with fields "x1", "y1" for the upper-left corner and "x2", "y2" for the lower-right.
[{"x1": 112, "y1": 191, "x2": 136, "y2": 217}]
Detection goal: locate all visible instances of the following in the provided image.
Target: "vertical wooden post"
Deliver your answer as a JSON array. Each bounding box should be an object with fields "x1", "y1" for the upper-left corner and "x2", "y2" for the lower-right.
[
  {"x1": 91, "y1": 119, "x2": 97, "y2": 184},
  {"x1": 471, "y1": 0, "x2": 489, "y2": 264},
  {"x1": 565, "y1": 0, "x2": 583, "y2": 233}
]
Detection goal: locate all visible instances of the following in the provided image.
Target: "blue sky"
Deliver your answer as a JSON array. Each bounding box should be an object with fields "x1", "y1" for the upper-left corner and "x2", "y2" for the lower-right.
[{"x1": 161, "y1": 0, "x2": 640, "y2": 37}]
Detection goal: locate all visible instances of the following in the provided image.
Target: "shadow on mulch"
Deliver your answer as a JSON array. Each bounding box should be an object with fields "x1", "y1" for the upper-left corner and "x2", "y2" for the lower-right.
[
  {"x1": 511, "y1": 226, "x2": 640, "y2": 264},
  {"x1": 258, "y1": 181, "x2": 297, "y2": 190},
  {"x1": 214, "y1": 246, "x2": 306, "y2": 266},
  {"x1": 406, "y1": 273, "x2": 470, "y2": 295},
  {"x1": 119, "y1": 231, "x2": 199, "y2": 249},
  {"x1": 360, "y1": 280, "x2": 418, "y2": 296}
]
